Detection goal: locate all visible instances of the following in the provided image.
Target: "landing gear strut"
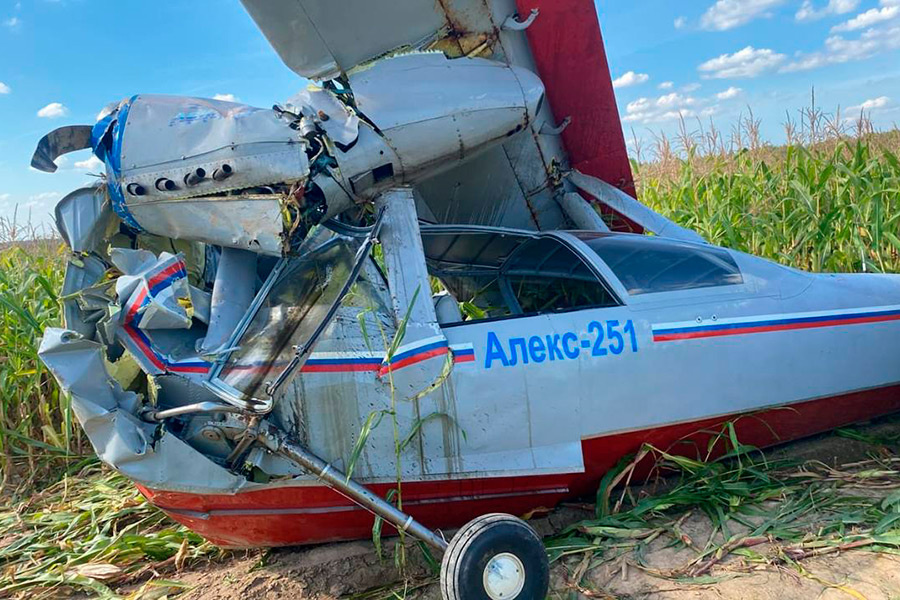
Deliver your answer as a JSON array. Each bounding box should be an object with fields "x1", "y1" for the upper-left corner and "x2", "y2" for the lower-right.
[{"x1": 260, "y1": 429, "x2": 550, "y2": 600}]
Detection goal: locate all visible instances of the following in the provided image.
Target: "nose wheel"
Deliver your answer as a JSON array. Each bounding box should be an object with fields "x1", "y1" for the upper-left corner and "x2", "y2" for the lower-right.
[
  {"x1": 441, "y1": 514, "x2": 549, "y2": 600},
  {"x1": 264, "y1": 432, "x2": 549, "y2": 600}
]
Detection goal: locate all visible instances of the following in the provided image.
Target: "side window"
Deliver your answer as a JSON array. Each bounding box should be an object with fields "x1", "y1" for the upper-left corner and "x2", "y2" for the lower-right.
[
  {"x1": 424, "y1": 232, "x2": 617, "y2": 326},
  {"x1": 502, "y1": 238, "x2": 617, "y2": 315},
  {"x1": 577, "y1": 234, "x2": 743, "y2": 295},
  {"x1": 432, "y1": 272, "x2": 515, "y2": 322}
]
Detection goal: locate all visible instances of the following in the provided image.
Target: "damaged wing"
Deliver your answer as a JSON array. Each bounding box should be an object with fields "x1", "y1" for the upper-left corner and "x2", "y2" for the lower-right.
[{"x1": 240, "y1": 0, "x2": 641, "y2": 233}]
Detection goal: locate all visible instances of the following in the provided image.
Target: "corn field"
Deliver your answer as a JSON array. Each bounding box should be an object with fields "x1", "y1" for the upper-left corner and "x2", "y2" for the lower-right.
[
  {"x1": 0, "y1": 232, "x2": 77, "y2": 490},
  {"x1": 637, "y1": 138, "x2": 900, "y2": 274}
]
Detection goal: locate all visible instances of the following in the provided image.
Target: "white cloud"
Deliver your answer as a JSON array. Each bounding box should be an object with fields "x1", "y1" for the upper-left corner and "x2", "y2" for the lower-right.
[
  {"x1": 0, "y1": 82, "x2": 9, "y2": 95},
  {"x1": 831, "y1": 5, "x2": 899, "y2": 31},
  {"x1": 716, "y1": 86, "x2": 743, "y2": 99},
  {"x1": 622, "y1": 92, "x2": 699, "y2": 124},
  {"x1": 674, "y1": 16, "x2": 687, "y2": 29},
  {"x1": 781, "y1": 21, "x2": 900, "y2": 72},
  {"x1": 698, "y1": 46, "x2": 786, "y2": 79},
  {"x1": 29, "y1": 192, "x2": 59, "y2": 202},
  {"x1": 24, "y1": 191, "x2": 60, "y2": 209},
  {"x1": 37, "y1": 102, "x2": 68, "y2": 118},
  {"x1": 658, "y1": 81, "x2": 675, "y2": 90},
  {"x1": 847, "y1": 96, "x2": 891, "y2": 112},
  {"x1": 683, "y1": 83, "x2": 702, "y2": 92},
  {"x1": 797, "y1": 0, "x2": 860, "y2": 21},
  {"x1": 3, "y1": 16, "x2": 20, "y2": 28},
  {"x1": 212, "y1": 93, "x2": 237, "y2": 102},
  {"x1": 74, "y1": 156, "x2": 103, "y2": 171},
  {"x1": 701, "y1": 0, "x2": 786, "y2": 30},
  {"x1": 612, "y1": 71, "x2": 650, "y2": 89},
  {"x1": 0, "y1": 193, "x2": 11, "y2": 202}
]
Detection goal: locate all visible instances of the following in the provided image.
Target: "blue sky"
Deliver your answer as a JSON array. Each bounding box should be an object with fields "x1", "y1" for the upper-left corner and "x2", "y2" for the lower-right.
[{"x1": 1, "y1": 0, "x2": 899, "y2": 230}]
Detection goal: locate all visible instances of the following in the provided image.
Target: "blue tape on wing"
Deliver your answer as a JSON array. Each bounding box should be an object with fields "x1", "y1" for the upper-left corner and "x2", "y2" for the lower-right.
[{"x1": 91, "y1": 96, "x2": 143, "y2": 231}]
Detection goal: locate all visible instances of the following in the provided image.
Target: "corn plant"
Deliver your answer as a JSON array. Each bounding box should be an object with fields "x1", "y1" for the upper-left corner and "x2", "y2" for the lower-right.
[
  {"x1": 0, "y1": 240, "x2": 83, "y2": 489},
  {"x1": 638, "y1": 139, "x2": 900, "y2": 274}
]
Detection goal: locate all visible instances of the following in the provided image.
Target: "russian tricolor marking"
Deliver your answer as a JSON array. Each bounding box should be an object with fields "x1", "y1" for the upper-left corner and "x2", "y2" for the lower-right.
[{"x1": 653, "y1": 305, "x2": 900, "y2": 342}]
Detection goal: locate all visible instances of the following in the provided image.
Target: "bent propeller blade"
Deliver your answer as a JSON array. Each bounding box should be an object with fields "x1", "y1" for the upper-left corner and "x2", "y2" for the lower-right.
[{"x1": 30, "y1": 125, "x2": 93, "y2": 173}]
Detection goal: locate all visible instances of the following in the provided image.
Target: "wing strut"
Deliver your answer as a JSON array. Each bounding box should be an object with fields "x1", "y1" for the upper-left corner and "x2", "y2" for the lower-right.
[{"x1": 567, "y1": 171, "x2": 705, "y2": 243}]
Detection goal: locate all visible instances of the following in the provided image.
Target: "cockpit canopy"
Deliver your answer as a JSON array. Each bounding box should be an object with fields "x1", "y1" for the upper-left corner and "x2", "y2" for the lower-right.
[
  {"x1": 573, "y1": 232, "x2": 743, "y2": 295},
  {"x1": 421, "y1": 227, "x2": 744, "y2": 324}
]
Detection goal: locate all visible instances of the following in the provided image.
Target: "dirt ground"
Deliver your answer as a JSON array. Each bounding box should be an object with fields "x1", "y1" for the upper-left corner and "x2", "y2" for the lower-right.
[{"x1": 171, "y1": 423, "x2": 900, "y2": 600}]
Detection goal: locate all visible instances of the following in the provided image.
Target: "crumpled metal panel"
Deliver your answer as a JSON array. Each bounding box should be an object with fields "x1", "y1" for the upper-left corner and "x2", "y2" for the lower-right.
[
  {"x1": 39, "y1": 328, "x2": 247, "y2": 493},
  {"x1": 104, "y1": 248, "x2": 213, "y2": 380},
  {"x1": 62, "y1": 254, "x2": 108, "y2": 340},
  {"x1": 284, "y1": 86, "x2": 360, "y2": 147},
  {"x1": 127, "y1": 195, "x2": 286, "y2": 256},
  {"x1": 112, "y1": 249, "x2": 193, "y2": 330},
  {"x1": 54, "y1": 185, "x2": 117, "y2": 253},
  {"x1": 119, "y1": 96, "x2": 306, "y2": 183},
  {"x1": 95, "y1": 95, "x2": 309, "y2": 251}
]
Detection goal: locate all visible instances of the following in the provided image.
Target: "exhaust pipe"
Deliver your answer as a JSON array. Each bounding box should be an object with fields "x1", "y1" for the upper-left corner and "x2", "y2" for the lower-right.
[
  {"x1": 183, "y1": 168, "x2": 206, "y2": 187},
  {"x1": 212, "y1": 164, "x2": 233, "y2": 182},
  {"x1": 126, "y1": 183, "x2": 146, "y2": 196},
  {"x1": 155, "y1": 178, "x2": 177, "y2": 192}
]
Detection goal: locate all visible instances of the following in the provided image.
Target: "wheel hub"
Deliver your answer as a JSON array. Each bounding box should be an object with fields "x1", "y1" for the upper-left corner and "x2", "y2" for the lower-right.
[{"x1": 482, "y1": 552, "x2": 526, "y2": 599}]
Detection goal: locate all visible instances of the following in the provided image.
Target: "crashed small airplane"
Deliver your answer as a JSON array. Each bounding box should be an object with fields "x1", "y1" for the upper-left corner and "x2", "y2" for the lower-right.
[{"x1": 33, "y1": 1, "x2": 900, "y2": 598}]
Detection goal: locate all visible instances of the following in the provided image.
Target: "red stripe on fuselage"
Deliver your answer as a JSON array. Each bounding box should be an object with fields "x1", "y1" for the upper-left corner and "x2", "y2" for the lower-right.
[
  {"x1": 123, "y1": 325, "x2": 166, "y2": 371},
  {"x1": 125, "y1": 288, "x2": 148, "y2": 324},
  {"x1": 654, "y1": 312, "x2": 900, "y2": 342},
  {"x1": 147, "y1": 261, "x2": 186, "y2": 289},
  {"x1": 378, "y1": 346, "x2": 449, "y2": 376},
  {"x1": 301, "y1": 362, "x2": 381, "y2": 373}
]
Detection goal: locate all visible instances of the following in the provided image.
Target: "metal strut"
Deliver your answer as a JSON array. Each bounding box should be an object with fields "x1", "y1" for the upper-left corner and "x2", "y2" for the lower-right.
[{"x1": 258, "y1": 428, "x2": 449, "y2": 552}]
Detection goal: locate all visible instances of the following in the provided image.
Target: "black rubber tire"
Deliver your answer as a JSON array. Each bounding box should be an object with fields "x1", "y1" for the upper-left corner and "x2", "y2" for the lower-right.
[{"x1": 440, "y1": 513, "x2": 549, "y2": 600}]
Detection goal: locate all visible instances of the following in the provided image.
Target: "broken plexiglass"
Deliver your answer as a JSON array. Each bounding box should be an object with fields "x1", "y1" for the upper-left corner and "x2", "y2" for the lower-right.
[{"x1": 207, "y1": 219, "x2": 382, "y2": 409}]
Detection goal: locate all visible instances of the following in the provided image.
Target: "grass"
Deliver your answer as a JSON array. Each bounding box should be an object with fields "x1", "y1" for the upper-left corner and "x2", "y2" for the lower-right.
[
  {"x1": 0, "y1": 232, "x2": 84, "y2": 490},
  {"x1": 0, "y1": 463, "x2": 223, "y2": 599},
  {"x1": 545, "y1": 424, "x2": 900, "y2": 598}
]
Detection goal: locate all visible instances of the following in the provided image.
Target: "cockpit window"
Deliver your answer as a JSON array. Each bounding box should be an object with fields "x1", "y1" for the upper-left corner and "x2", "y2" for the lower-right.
[
  {"x1": 216, "y1": 238, "x2": 362, "y2": 401},
  {"x1": 423, "y1": 230, "x2": 618, "y2": 323},
  {"x1": 575, "y1": 233, "x2": 743, "y2": 295},
  {"x1": 503, "y1": 238, "x2": 617, "y2": 314}
]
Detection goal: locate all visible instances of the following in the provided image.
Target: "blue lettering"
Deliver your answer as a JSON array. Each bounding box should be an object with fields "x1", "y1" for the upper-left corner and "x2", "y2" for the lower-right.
[
  {"x1": 562, "y1": 332, "x2": 580, "y2": 359},
  {"x1": 528, "y1": 336, "x2": 546, "y2": 363},
  {"x1": 508, "y1": 338, "x2": 528, "y2": 366},
  {"x1": 624, "y1": 320, "x2": 638, "y2": 352},
  {"x1": 545, "y1": 334, "x2": 563, "y2": 361},
  {"x1": 607, "y1": 320, "x2": 624, "y2": 355},
  {"x1": 484, "y1": 332, "x2": 509, "y2": 368},
  {"x1": 588, "y1": 321, "x2": 607, "y2": 357}
]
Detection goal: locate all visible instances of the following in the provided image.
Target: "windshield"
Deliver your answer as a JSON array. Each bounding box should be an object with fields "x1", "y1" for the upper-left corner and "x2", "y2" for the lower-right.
[
  {"x1": 575, "y1": 233, "x2": 743, "y2": 295},
  {"x1": 215, "y1": 236, "x2": 363, "y2": 403}
]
